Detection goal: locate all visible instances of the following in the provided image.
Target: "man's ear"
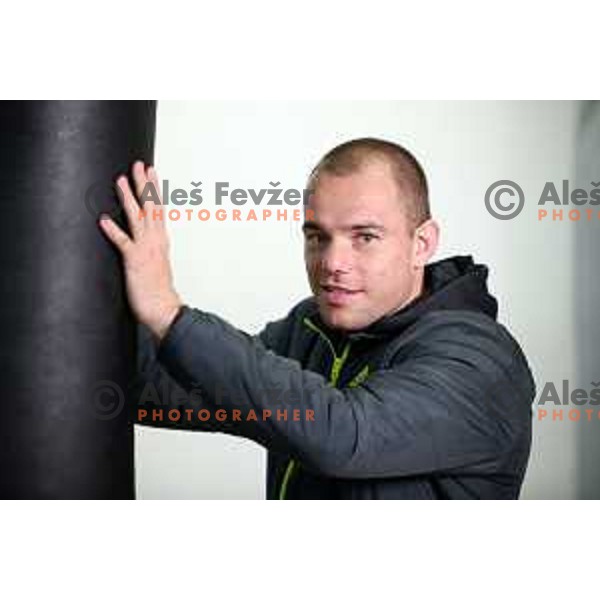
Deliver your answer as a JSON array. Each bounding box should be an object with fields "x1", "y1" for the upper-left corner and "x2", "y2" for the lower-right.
[{"x1": 412, "y1": 218, "x2": 440, "y2": 268}]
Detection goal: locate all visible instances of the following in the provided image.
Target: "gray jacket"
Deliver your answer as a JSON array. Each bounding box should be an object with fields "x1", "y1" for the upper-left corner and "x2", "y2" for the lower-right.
[{"x1": 133, "y1": 255, "x2": 535, "y2": 499}]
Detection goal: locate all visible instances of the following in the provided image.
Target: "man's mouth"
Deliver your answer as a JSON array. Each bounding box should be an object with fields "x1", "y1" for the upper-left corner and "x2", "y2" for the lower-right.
[{"x1": 320, "y1": 285, "x2": 363, "y2": 306}]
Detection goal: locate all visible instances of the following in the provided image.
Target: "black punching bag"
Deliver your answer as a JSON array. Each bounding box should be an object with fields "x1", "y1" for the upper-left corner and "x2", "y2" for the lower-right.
[{"x1": 0, "y1": 100, "x2": 157, "y2": 499}]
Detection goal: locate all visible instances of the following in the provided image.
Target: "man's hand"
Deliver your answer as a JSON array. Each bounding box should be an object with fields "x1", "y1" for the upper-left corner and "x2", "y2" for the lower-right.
[{"x1": 98, "y1": 160, "x2": 182, "y2": 342}]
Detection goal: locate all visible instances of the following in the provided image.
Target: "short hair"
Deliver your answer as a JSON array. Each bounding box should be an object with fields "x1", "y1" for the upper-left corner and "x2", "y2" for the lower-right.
[{"x1": 306, "y1": 137, "x2": 430, "y2": 230}]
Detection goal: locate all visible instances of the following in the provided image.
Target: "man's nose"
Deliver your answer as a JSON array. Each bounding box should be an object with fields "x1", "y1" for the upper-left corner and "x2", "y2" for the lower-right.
[{"x1": 320, "y1": 238, "x2": 353, "y2": 275}]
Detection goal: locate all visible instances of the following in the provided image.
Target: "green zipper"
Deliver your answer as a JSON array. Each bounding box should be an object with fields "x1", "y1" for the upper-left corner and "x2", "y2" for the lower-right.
[{"x1": 278, "y1": 317, "x2": 354, "y2": 500}]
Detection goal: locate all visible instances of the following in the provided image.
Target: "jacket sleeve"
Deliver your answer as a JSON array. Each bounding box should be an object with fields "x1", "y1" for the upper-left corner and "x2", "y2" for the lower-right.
[
  {"x1": 155, "y1": 305, "x2": 535, "y2": 478},
  {"x1": 131, "y1": 319, "x2": 240, "y2": 435}
]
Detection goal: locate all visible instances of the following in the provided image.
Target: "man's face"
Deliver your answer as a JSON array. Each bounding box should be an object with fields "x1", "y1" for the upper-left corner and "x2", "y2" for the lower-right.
[{"x1": 303, "y1": 161, "x2": 421, "y2": 331}]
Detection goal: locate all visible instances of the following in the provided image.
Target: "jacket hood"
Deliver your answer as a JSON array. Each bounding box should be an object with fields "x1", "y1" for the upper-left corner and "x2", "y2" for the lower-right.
[{"x1": 306, "y1": 255, "x2": 499, "y2": 342}]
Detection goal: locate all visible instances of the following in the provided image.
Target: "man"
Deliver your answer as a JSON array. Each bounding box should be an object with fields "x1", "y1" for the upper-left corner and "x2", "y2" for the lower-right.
[{"x1": 99, "y1": 137, "x2": 535, "y2": 499}]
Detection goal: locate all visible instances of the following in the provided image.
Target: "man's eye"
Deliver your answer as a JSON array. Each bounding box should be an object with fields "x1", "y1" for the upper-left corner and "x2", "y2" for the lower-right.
[{"x1": 357, "y1": 233, "x2": 378, "y2": 243}]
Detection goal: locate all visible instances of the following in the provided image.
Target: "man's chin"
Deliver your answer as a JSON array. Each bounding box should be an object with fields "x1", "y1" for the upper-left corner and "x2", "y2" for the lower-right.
[{"x1": 318, "y1": 306, "x2": 367, "y2": 332}]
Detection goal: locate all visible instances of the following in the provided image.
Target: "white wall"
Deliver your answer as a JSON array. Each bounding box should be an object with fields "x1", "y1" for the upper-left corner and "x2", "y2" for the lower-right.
[{"x1": 135, "y1": 101, "x2": 580, "y2": 499}]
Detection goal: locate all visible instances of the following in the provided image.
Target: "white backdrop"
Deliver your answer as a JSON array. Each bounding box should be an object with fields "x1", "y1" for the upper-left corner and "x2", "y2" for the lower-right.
[{"x1": 135, "y1": 101, "x2": 579, "y2": 499}]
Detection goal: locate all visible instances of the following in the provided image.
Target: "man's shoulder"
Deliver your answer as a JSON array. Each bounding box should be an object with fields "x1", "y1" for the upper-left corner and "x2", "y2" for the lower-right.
[
  {"x1": 392, "y1": 308, "x2": 536, "y2": 394},
  {"x1": 409, "y1": 309, "x2": 518, "y2": 346}
]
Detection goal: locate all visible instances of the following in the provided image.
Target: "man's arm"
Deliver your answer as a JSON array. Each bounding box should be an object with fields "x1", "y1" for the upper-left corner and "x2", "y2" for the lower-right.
[
  {"x1": 131, "y1": 308, "x2": 290, "y2": 437},
  {"x1": 131, "y1": 319, "x2": 240, "y2": 435},
  {"x1": 155, "y1": 305, "x2": 535, "y2": 479}
]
